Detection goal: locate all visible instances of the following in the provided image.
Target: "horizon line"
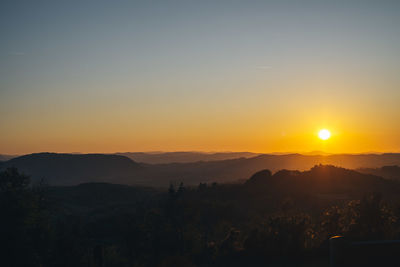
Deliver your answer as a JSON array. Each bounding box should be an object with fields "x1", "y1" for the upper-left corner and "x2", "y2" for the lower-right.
[{"x1": 2, "y1": 150, "x2": 400, "y2": 157}]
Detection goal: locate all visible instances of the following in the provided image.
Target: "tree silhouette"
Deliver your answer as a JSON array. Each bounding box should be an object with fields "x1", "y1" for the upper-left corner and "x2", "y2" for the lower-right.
[{"x1": 0, "y1": 168, "x2": 49, "y2": 266}]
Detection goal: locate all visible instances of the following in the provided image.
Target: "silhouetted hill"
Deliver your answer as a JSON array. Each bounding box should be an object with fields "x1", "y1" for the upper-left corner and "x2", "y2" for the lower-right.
[
  {"x1": 1, "y1": 153, "x2": 142, "y2": 185},
  {"x1": 4, "y1": 152, "x2": 400, "y2": 187},
  {"x1": 140, "y1": 153, "x2": 400, "y2": 186},
  {"x1": 123, "y1": 152, "x2": 400, "y2": 169},
  {"x1": 358, "y1": 165, "x2": 400, "y2": 181},
  {"x1": 245, "y1": 165, "x2": 394, "y2": 195},
  {"x1": 244, "y1": 153, "x2": 400, "y2": 172},
  {"x1": 138, "y1": 154, "x2": 323, "y2": 186},
  {"x1": 116, "y1": 151, "x2": 260, "y2": 164},
  {"x1": 0, "y1": 154, "x2": 17, "y2": 161}
]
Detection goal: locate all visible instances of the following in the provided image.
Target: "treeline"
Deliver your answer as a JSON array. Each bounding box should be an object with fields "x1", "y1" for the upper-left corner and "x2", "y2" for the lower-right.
[{"x1": 1, "y1": 167, "x2": 400, "y2": 266}]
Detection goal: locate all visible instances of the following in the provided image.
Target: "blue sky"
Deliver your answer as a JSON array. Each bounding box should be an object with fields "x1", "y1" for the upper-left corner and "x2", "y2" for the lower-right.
[{"x1": 1, "y1": 0, "x2": 400, "y2": 154}]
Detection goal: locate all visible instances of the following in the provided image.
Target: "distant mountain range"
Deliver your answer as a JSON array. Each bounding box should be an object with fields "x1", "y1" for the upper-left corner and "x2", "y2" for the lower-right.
[
  {"x1": 137, "y1": 153, "x2": 400, "y2": 186},
  {"x1": 2, "y1": 152, "x2": 400, "y2": 186},
  {"x1": 358, "y1": 165, "x2": 400, "y2": 180},
  {"x1": 115, "y1": 151, "x2": 260, "y2": 164}
]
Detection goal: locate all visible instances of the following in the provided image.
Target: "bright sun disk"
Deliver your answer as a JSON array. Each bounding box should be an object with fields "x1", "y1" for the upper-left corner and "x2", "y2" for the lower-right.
[{"x1": 318, "y1": 129, "x2": 331, "y2": 140}]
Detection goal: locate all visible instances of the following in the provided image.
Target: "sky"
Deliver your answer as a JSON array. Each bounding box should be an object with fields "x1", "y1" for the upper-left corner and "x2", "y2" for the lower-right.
[{"x1": 1, "y1": 0, "x2": 400, "y2": 154}]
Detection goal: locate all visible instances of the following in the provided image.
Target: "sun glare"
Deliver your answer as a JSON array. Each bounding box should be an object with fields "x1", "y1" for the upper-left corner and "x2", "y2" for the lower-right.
[{"x1": 318, "y1": 129, "x2": 331, "y2": 140}]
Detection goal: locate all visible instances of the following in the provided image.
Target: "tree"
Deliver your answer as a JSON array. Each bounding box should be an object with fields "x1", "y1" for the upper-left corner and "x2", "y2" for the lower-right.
[{"x1": 0, "y1": 168, "x2": 49, "y2": 266}]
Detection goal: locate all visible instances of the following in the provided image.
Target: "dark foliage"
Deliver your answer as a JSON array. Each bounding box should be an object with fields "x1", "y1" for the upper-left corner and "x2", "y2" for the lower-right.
[
  {"x1": 0, "y1": 168, "x2": 50, "y2": 266},
  {"x1": 2, "y1": 165, "x2": 400, "y2": 266}
]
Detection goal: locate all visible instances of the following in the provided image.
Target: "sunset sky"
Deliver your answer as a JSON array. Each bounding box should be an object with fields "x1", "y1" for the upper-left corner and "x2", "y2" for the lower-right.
[{"x1": 1, "y1": 0, "x2": 400, "y2": 154}]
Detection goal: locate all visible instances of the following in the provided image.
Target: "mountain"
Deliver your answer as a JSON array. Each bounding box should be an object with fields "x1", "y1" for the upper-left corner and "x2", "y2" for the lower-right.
[
  {"x1": 139, "y1": 153, "x2": 400, "y2": 186},
  {"x1": 306, "y1": 153, "x2": 400, "y2": 169},
  {"x1": 358, "y1": 165, "x2": 400, "y2": 180},
  {"x1": 0, "y1": 154, "x2": 17, "y2": 161},
  {"x1": 130, "y1": 152, "x2": 400, "y2": 170},
  {"x1": 1, "y1": 153, "x2": 142, "y2": 185},
  {"x1": 247, "y1": 153, "x2": 400, "y2": 171},
  {"x1": 3, "y1": 152, "x2": 400, "y2": 187},
  {"x1": 244, "y1": 165, "x2": 395, "y2": 195},
  {"x1": 115, "y1": 151, "x2": 260, "y2": 164}
]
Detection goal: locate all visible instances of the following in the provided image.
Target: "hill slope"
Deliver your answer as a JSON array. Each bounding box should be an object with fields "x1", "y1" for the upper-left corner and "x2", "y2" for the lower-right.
[
  {"x1": 358, "y1": 165, "x2": 400, "y2": 180},
  {"x1": 245, "y1": 164, "x2": 394, "y2": 195},
  {"x1": 139, "y1": 153, "x2": 400, "y2": 186},
  {"x1": 0, "y1": 154, "x2": 17, "y2": 161},
  {"x1": 1, "y1": 153, "x2": 142, "y2": 185}
]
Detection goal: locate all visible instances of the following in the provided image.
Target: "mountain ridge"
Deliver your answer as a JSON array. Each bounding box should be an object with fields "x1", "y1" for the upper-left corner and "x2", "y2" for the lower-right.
[
  {"x1": 3, "y1": 152, "x2": 400, "y2": 186},
  {"x1": 1, "y1": 153, "x2": 142, "y2": 185}
]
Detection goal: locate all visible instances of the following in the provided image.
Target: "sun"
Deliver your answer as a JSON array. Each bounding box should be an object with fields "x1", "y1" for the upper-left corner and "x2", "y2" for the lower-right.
[{"x1": 318, "y1": 129, "x2": 331, "y2": 140}]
